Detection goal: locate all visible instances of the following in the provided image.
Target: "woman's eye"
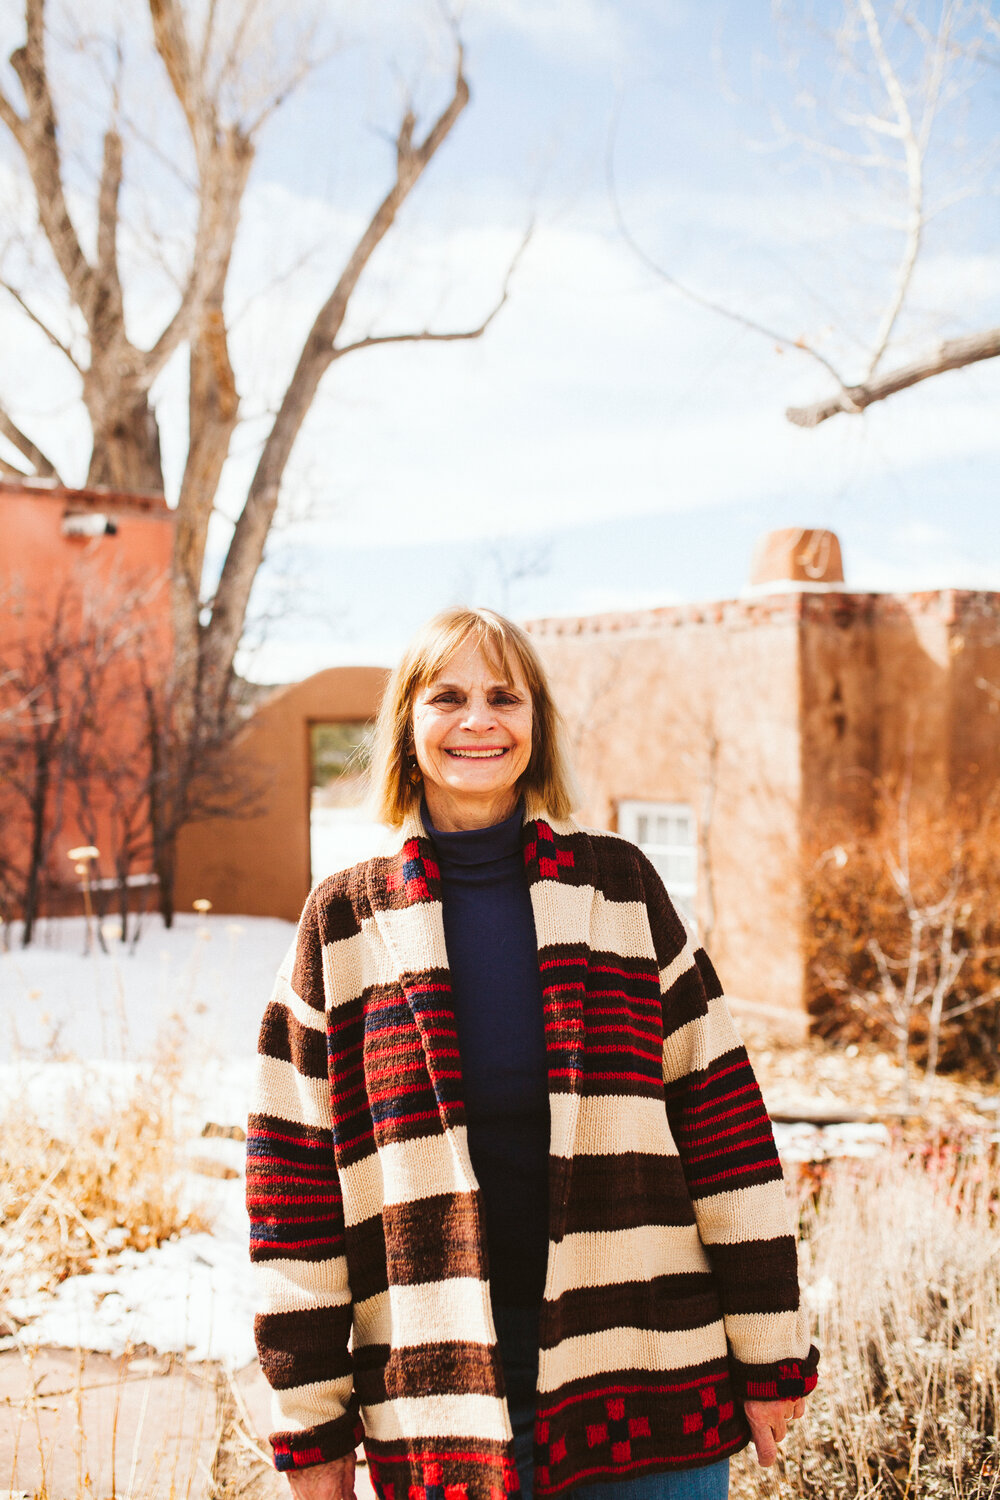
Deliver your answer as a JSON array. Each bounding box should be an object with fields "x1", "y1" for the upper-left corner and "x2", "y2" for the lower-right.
[
  {"x1": 492, "y1": 694, "x2": 518, "y2": 706},
  {"x1": 433, "y1": 692, "x2": 461, "y2": 704}
]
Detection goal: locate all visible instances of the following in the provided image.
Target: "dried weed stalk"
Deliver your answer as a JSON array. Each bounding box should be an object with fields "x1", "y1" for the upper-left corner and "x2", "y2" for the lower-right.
[
  {"x1": 733, "y1": 1140, "x2": 1000, "y2": 1500},
  {"x1": 0, "y1": 1063, "x2": 207, "y2": 1320}
]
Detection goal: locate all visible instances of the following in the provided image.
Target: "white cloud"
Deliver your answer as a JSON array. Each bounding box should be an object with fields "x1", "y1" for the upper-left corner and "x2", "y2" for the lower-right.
[{"x1": 468, "y1": 0, "x2": 631, "y2": 66}]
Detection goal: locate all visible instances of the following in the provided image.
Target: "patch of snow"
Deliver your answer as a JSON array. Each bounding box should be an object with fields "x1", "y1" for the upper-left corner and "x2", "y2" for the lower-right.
[
  {"x1": 0, "y1": 912, "x2": 294, "y2": 1062},
  {"x1": 11, "y1": 1178, "x2": 256, "y2": 1367},
  {"x1": 773, "y1": 1119, "x2": 891, "y2": 1162},
  {"x1": 311, "y1": 806, "x2": 387, "y2": 883},
  {"x1": 0, "y1": 916, "x2": 290, "y2": 1364}
]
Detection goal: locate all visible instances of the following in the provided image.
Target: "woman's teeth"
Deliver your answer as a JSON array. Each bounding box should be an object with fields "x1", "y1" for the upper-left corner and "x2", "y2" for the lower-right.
[{"x1": 446, "y1": 748, "x2": 507, "y2": 758}]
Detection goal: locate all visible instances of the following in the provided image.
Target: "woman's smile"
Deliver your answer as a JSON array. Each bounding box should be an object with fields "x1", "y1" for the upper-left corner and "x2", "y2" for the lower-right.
[{"x1": 445, "y1": 746, "x2": 509, "y2": 758}]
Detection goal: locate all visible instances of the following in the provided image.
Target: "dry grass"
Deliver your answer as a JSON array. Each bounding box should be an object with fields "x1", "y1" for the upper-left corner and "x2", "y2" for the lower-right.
[
  {"x1": 0, "y1": 1063, "x2": 208, "y2": 1324},
  {"x1": 733, "y1": 1138, "x2": 1000, "y2": 1500}
]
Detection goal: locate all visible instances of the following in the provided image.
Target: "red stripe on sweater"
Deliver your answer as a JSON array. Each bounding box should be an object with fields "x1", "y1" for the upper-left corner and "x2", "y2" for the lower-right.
[
  {"x1": 247, "y1": 1193, "x2": 341, "y2": 1206},
  {"x1": 587, "y1": 1023, "x2": 663, "y2": 1043},
  {"x1": 585, "y1": 1042, "x2": 662, "y2": 1063},
  {"x1": 537, "y1": 1375, "x2": 730, "y2": 1417},
  {"x1": 685, "y1": 1150, "x2": 781, "y2": 1185},
  {"x1": 250, "y1": 1235, "x2": 341, "y2": 1252},
  {"x1": 247, "y1": 1125, "x2": 332, "y2": 1147},
  {"x1": 682, "y1": 1119, "x2": 772, "y2": 1152}
]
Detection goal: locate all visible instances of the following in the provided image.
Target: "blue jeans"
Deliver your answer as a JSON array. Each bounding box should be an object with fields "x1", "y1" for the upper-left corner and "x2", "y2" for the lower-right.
[{"x1": 494, "y1": 1305, "x2": 730, "y2": 1500}]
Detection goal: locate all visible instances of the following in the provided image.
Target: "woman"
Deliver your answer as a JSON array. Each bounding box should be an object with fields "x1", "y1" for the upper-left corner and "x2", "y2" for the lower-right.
[{"x1": 248, "y1": 607, "x2": 817, "y2": 1500}]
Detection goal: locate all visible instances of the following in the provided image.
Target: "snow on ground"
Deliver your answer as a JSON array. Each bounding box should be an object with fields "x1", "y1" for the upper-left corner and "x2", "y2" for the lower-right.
[
  {"x1": 1, "y1": 915, "x2": 291, "y2": 1365},
  {"x1": 1, "y1": 914, "x2": 894, "y2": 1366},
  {"x1": 8, "y1": 1175, "x2": 258, "y2": 1367},
  {"x1": 772, "y1": 1119, "x2": 891, "y2": 1162},
  {"x1": 1, "y1": 911, "x2": 295, "y2": 1062}
]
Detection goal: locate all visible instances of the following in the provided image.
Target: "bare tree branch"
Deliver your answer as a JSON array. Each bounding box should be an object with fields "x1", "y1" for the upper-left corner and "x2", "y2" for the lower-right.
[
  {"x1": 605, "y1": 100, "x2": 850, "y2": 392},
  {"x1": 786, "y1": 323, "x2": 1000, "y2": 426},
  {"x1": 8, "y1": 0, "x2": 96, "y2": 320},
  {"x1": 96, "y1": 125, "x2": 125, "y2": 324},
  {"x1": 331, "y1": 229, "x2": 530, "y2": 361},
  {"x1": 0, "y1": 280, "x2": 82, "y2": 370},
  {"x1": 0, "y1": 401, "x2": 62, "y2": 481},
  {"x1": 197, "y1": 47, "x2": 473, "y2": 716}
]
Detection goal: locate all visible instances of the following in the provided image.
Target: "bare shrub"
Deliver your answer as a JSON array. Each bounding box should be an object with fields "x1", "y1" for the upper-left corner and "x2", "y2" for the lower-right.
[
  {"x1": 0, "y1": 1065, "x2": 207, "y2": 1318},
  {"x1": 733, "y1": 1139, "x2": 1000, "y2": 1500},
  {"x1": 805, "y1": 793, "x2": 1000, "y2": 1089}
]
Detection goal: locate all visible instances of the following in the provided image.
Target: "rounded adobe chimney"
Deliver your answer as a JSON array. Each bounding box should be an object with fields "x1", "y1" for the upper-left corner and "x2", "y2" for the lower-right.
[{"x1": 750, "y1": 528, "x2": 844, "y2": 590}]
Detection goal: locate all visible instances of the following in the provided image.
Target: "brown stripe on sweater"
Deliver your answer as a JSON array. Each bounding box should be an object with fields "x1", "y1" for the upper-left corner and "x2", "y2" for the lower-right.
[
  {"x1": 343, "y1": 1213, "x2": 388, "y2": 1301},
  {"x1": 694, "y1": 947, "x2": 724, "y2": 1001},
  {"x1": 661, "y1": 964, "x2": 710, "y2": 1036},
  {"x1": 254, "y1": 1302, "x2": 353, "y2": 1389},
  {"x1": 289, "y1": 890, "x2": 327, "y2": 1008},
  {"x1": 355, "y1": 1341, "x2": 503, "y2": 1405},
  {"x1": 313, "y1": 871, "x2": 366, "y2": 941},
  {"x1": 345, "y1": 1193, "x2": 484, "y2": 1301},
  {"x1": 630, "y1": 847, "x2": 689, "y2": 970},
  {"x1": 539, "y1": 1273, "x2": 721, "y2": 1347},
  {"x1": 704, "y1": 1237, "x2": 801, "y2": 1314},
  {"x1": 364, "y1": 1436, "x2": 511, "y2": 1463},
  {"x1": 583, "y1": 834, "x2": 647, "y2": 904},
  {"x1": 258, "y1": 1001, "x2": 328, "y2": 1078},
  {"x1": 534, "y1": 1353, "x2": 735, "y2": 1410},
  {"x1": 384, "y1": 1194, "x2": 484, "y2": 1284},
  {"x1": 557, "y1": 1153, "x2": 698, "y2": 1237},
  {"x1": 686, "y1": 1158, "x2": 785, "y2": 1201}
]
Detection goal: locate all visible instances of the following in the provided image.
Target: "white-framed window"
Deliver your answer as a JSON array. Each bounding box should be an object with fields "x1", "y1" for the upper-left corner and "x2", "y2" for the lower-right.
[{"x1": 617, "y1": 799, "x2": 698, "y2": 914}]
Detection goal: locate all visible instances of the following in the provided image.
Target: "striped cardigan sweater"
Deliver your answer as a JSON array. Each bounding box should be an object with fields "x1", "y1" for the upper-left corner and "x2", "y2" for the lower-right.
[{"x1": 248, "y1": 809, "x2": 818, "y2": 1494}]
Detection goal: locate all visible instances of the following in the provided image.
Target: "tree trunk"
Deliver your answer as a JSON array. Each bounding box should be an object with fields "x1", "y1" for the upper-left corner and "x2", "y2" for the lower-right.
[
  {"x1": 86, "y1": 387, "x2": 165, "y2": 491},
  {"x1": 21, "y1": 754, "x2": 50, "y2": 946}
]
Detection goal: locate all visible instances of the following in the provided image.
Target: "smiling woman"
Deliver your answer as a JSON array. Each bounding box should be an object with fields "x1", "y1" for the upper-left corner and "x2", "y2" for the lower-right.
[{"x1": 248, "y1": 607, "x2": 818, "y2": 1500}]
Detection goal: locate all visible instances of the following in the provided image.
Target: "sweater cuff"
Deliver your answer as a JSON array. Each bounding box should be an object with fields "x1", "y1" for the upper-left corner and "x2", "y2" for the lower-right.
[
  {"x1": 730, "y1": 1344, "x2": 820, "y2": 1402},
  {"x1": 271, "y1": 1410, "x2": 365, "y2": 1472}
]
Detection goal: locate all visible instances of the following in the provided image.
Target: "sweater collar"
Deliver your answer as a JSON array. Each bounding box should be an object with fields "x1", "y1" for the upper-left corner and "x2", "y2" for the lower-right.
[{"x1": 421, "y1": 797, "x2": 525, "y2": 868}]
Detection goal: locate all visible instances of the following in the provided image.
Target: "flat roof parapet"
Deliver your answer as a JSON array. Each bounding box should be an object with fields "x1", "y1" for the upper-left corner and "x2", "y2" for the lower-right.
[
  {"x1": 526, "y1": 587, "x2": 1000, "y2": 642},
  {"x1": 0, "y1": 479, "x2": 171, "y2": 516}
]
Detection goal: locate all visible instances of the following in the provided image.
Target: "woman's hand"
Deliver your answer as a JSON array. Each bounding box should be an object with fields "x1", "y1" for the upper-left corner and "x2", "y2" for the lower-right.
[
  {"x1": 286, "y1": 1454, "x2": 357, "y2": 1500},
  {"x1": 743, "y1": 1397, "x2": 805, "y2": 1466}
]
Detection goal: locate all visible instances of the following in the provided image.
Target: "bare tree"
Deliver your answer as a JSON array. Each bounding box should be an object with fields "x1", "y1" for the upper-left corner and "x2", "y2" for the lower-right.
[
  {"x1": 457, "y1": 536, "x2": 554, "y2": 616},
  {"x1": 611, "y1": 0, "x2": 1000, "y2": 426},
  {"x1": 0, "y1": 577, "x2": 152, "y2": 942},
  {"x1": 809, "y1": 787, "x2": 1000, "y2": 1107},
  {"x1": 0, "y1": 1, "x2": 522, "y2": 916}
]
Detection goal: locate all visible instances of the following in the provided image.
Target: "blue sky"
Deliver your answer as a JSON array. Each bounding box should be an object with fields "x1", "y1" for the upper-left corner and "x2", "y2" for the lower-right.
[{"x1": 1, "y1": 0, "x2": 997, "y2": 680}]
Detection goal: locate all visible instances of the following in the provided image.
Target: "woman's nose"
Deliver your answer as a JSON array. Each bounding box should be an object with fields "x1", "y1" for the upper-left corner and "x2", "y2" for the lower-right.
[{"x1": 461, "y1": 695, "x2": 497, "y2": 729}]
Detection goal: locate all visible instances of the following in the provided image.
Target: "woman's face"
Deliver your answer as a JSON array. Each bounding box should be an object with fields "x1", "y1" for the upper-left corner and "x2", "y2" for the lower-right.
[{"x1": 411, "y1": 638, "x2": 534, "y2": 831}]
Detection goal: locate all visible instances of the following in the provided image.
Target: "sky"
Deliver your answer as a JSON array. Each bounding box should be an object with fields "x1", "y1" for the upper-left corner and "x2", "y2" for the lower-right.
[{"x1": 1, "y1": 0, "x2": 998, "y2": 680}]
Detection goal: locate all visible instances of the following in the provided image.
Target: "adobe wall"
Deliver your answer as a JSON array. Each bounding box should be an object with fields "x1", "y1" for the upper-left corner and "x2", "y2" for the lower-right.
[
  {"x1": 798, "y1": 590, "x2": 1000, "y2": 833},
  {"x1": 0, "y1": 481, "x2": 173, "y2": 627},
  {"x1": 174, "y1": 665, "x2": 388, "y2": 922},
  {"x1": 0, "y1": 482, "x2": 173, "y2": 906},
  {"x1": 526, "y1": 599, "x2": 806, "y2": 1011}
]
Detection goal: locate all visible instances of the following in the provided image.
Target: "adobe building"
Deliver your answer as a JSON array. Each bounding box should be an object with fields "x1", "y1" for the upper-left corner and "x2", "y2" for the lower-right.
[
  {"x1": 174, "y1": 665, "x2": 388, "y2": 922},
  {"x1": 0, "y1": 480, "x2": 174, "y2": 915},
  {"x1": 525, "y1": 528, "x2": 1000, "y2": 1014}
]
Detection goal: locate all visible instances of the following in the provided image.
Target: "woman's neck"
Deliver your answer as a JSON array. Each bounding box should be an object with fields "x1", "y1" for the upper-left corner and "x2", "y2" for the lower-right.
[{"x1": 420, "y1": 785, "x2": 520, "y2": 832}]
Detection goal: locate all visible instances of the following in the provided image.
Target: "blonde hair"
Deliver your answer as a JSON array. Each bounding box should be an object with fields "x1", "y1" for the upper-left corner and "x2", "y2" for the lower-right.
[{"x1": 368, "y1": 607, "x2": 577, "y2": 828}]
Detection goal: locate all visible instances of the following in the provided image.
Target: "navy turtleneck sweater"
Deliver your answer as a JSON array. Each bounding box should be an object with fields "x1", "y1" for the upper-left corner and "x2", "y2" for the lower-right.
[{"x1": 423, "y1": 800, "x2": 550, "y2": 1307}]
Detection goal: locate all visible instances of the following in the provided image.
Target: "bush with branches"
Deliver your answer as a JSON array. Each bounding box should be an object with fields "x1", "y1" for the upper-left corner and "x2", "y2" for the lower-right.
[{"x1": 805, "y1": 790, "x2": 1000, "y2": 1098}]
